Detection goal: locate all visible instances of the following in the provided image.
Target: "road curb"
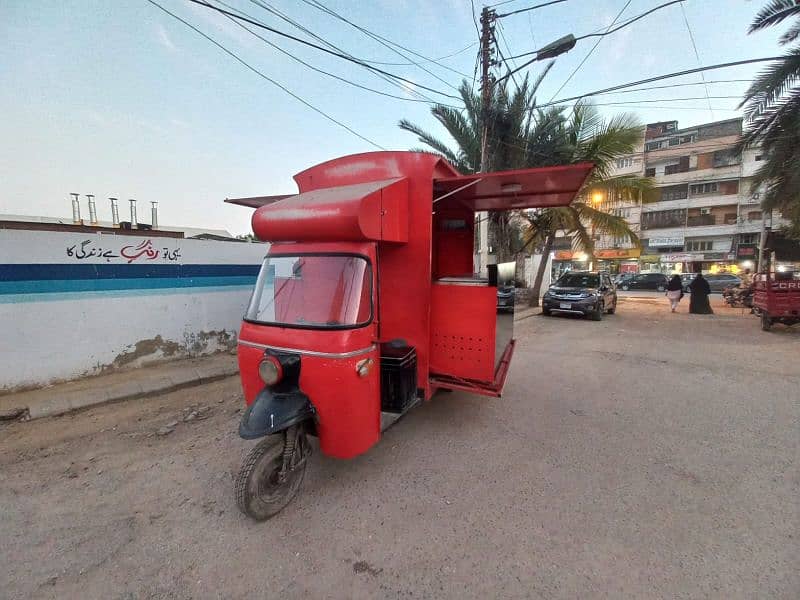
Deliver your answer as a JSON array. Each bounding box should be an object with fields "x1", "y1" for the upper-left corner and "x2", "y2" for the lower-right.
[{"x1": 19, "y1": 364, "x2": 239, "y2": 420}]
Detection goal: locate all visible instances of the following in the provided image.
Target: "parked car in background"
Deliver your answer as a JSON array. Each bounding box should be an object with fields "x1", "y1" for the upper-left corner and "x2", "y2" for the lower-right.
[
  {"x1": 680, "y1": 272, "x2": 697, "y2": 291},
  {"x1": 618, "y1": 272, "x2": 668, "y2": 291},
  {"x1": 705, "y1": 273, "x2": 742, "y2": 293},
  {"x1": 614, "y1": 273, "x2": 635, "y2": 286},
  {"x1": 542, "y1": 271, "x2": 617, "y2": 320},
  {"x1": 496, "y1": 284, "x2": 515, "y2": 312}
]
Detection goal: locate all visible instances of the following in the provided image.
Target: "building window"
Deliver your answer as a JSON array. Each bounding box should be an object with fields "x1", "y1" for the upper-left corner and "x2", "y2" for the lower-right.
[
  {"x1": 748, "y1": 211, "x2": 763, "y2": 221},
  {"x1": 740, "y1": 233, "x2": 758, "y2": 244},
  {"x1": 686, "y1": 240, "x2": 713, "y2": 251},
  {"x1": 641, "y1": 208, "x2": 687, "y2": 230},
  {"x1": 660, "y1": 185, "x2": 688, "y2": 201},
  {"x1": 689, "y1": 182, "x2": 719, "y2": 195},
  {"x1": 616, "y1": 157, "x2": 634, "y2": 168},
  {"x1": 713, "y1": 149, "x2": 741, "y2": 167},
  {"x1": 645, "y1": 167, "x2": 656, "y2": 177}
]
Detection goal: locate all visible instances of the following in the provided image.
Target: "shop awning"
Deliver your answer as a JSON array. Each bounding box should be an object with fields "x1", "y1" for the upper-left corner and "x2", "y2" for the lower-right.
[{"x1": 432, "y1": 162, "x2": 594, "y2": 211}]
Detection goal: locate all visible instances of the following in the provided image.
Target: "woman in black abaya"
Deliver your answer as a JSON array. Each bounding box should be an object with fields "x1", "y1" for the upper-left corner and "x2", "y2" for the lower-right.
[{"x1": 689, "y1": 272, "x2": 714, "y2": 314}]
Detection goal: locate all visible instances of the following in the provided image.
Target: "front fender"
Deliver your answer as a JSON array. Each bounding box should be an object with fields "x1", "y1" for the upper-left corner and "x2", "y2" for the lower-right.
[{"x1": 239, "y1": 387, "x2": 316, "y2": 440}]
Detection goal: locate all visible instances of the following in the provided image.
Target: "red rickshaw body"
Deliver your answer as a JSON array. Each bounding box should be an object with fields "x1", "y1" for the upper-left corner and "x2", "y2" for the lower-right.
[
  {"x1": 230, "y1": 152, "x2": 593, "y2": 460},
  {"x1": 753, "y1": 271, "x2": 800, "y2": 330}
]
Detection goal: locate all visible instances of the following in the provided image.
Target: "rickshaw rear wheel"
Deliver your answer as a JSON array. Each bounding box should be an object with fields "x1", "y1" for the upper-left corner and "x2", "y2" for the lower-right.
[
  {"x1": 235, "y1": 425, "x2": 308, "y2": 521},
  {"x1": 761, "y1": 313, "x2": 772, "y2": 331}
]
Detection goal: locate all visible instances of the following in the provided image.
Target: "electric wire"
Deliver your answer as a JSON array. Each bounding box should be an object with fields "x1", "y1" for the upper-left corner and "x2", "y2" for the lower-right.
[
  {"x1": 301, "y1": 0, "x2": 471, "y2": 83},
  {"x1": 145, "y1": 0, "x2": 385, "y2": 149},
  {"x1": 211, "y1": 0, "x2": 461, "y2": 108},
  {"x1": 539, "y1": 57, "x2": 785, "y2": 108},
  {"x1": 184, "y1": 0, "x2": 461, "y2": 100},
  {"x1": 546, "y1": 0, "x2": 633, "y2": 102},
  {"x1": 496, "y1": 0, "x2": 569, "y2": 18},
  {"x1": 594, "y1": 79, "x2": 751, "y2": 96},
  {"x1": 244, "y1": 0, "x2": 440, "y2": 105},
  {"x1": 679, "y1": 2, "x2": 714, "y2": 119}
]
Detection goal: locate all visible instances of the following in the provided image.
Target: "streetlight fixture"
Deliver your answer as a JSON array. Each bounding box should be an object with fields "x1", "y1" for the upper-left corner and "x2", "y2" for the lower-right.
[{"x1": 495, "y1": 34, "x2": 577, "y2": 84}]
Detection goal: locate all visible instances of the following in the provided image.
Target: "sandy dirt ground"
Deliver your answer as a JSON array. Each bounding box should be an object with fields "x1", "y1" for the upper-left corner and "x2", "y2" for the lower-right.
[{"x1": 1, "y1": 296, "x2": 798, "y2": 599}]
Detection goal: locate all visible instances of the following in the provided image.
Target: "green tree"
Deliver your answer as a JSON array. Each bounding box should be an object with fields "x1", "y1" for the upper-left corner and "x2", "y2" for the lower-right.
[
  {"x1": 740, "y1": 0, "x2": 800, "y2": 238},
  {"x1": 398, "y1": 77, "x2": 650, "y2": 304}
]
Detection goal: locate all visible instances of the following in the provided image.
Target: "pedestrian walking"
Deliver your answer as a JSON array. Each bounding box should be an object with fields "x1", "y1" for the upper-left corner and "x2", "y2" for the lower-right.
[
  {"x1": 666, "y1": 274, "x2": 684, "y2": 312},
  {"x1": 689, "y1": 271, "x2": 714, "y2": 314}
]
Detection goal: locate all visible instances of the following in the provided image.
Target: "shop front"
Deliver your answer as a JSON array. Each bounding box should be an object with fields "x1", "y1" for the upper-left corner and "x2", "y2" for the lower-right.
[
  {"x1": 660, "y1": 251, "x2": 736, "y2": 274},
  {"x1": 595, "y1": 248, "x2": 641, "y2": 274}
]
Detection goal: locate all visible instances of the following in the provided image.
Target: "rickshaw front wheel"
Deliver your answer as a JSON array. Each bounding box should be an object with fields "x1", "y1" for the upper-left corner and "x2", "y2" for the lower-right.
[
  {"x1": 761, "y1": 313, "x2": 772, "y2": 331},
  {"x1": 235, "y1": 426, "x2": 308, "y2": 521}
]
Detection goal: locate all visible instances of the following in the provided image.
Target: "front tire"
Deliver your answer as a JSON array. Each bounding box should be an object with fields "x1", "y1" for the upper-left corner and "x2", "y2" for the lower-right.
[
  {"x1": 235, "y1": 428, "x2": 308, "y2": 521},
  {"x1": 656, "y1": 285, "x2": 666, "y2": 292},
  {"x1": 590, "y1": 302, "x2": 604, "y2": 321},
  {"x1": 761, "y1": 313, "x2": 772, "y2": 332},
  {"x1": 621, "y1": 284, "x2": 630, "y2": 291},
  {"x1": 542, "y1": 308, "x2": 552, "y2": 316}
]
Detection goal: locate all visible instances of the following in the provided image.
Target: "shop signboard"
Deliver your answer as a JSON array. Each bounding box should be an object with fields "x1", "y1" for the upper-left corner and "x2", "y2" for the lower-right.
[
  {"x1": 648, "y1": 236, "x2": 684, "y2": 247},
  {"x1": 554, "y1": 251, "x2": 574, "y2": 260},
  {"x1": 661, "y1": 253, "x2": 698, "y2": 263},
  {"x1": 736, "y1": 243, "x2": 758, "y2": 260},
  {"x1": 639, "y1": 254, "x2": 661, "y2": 262},
  {"x1": 595, "y1": 248, "x2": 641, "y2": 259}
]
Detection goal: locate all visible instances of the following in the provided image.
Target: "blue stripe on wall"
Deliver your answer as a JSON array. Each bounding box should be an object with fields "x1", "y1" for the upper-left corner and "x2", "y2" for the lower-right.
[
  {"x1": 0, "y1": 275, "x2": 258, "y2": 295},
  {"x1": 0, "y1": 263, "x2": 260, "y2": 281}
]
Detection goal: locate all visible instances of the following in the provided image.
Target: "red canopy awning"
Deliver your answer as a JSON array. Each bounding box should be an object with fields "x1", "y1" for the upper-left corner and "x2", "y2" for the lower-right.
[{"x1": 432, "y1": 162, "x2": 594, "y2": 211}]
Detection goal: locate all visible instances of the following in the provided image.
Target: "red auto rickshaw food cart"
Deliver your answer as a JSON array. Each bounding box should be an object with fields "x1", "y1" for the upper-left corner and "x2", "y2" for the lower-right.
[{"x1": 226, "y1": 151, "x2": 593, "y2": 520}]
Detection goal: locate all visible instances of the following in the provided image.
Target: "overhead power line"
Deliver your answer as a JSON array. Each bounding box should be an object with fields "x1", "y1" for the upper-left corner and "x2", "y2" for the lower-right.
[
  {"x1": 354, "y1": 42, "x2": 477, "y2": 67},
  {"x1": 145, "y1": 0, "x2": 385, "y2": 149},
  {"x1": 595, "y1": 79, "x2": 751, "y2": 96},
  {"x1": 301, "y1": 0, "x2": 471, "y2": 82},
  {"x1": 540, "y1": 57, "x2": 785, "y2": 108},
  {"x1": 679, "y1": 2, "x2": 714, "y2": 119},
  {"x1": 213, "y1": 0, "x2": 461, "y2": 108},
  {"x1": 244, "y1": 0, "x2": 441, "y2": 105},
  {"x1": 546, "y1": 0, "x2": 632, "y2": 101},
  {"x1": 184, "y1": 0, "x2": 461, "y2": 100},
  {"x1": 507, "y1": 0, "x2": 685, "y2": 61},
  {"x1": 497, "y1": 0, "x2": 569, "y2": 18}
]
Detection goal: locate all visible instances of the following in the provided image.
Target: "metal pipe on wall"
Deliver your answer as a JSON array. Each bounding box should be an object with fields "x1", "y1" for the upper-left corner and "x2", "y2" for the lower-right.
[
  {"x1": 87, "y1": 194, "x2": 97, "y2": 225},
  {"x1": 150, "y1": 201, "x2": 158, "y2": 229},
  {"x1": 109, "y1": 198, "x2": 120, "y2": 227},
  {"x1": 70, "y1": 193, "x2": 81, "y2": 224},
  {"x1": 129, "y1": 199, "x2": 137, "y2": 228}
]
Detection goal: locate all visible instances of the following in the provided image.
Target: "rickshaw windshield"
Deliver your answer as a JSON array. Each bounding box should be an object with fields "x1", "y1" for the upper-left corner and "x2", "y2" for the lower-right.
[{"x1": 245, "y1": 254, "x2": 372, "y2": 329}]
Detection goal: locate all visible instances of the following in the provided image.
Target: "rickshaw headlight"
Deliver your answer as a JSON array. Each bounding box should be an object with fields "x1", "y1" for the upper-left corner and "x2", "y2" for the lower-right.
[{"x1": 258, "y1": 356, "x2": 283, "y2": 386}]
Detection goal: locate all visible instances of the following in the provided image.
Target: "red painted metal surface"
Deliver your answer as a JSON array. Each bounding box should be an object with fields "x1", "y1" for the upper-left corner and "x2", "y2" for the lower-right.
[
  {"x1": 429, "y1": 340, "x2": 516, "y2": 397},
  {"x1": 237, "y1": 241, "x2": 380, "y2": 459},
  {"x1": 754, "y1": 274, "x2": 800, "y2": 317},
  {"x1": 251, "y1": 178, "x2": 408, "y2": 243},
  {"x1": 231, "y1": 151, "x2": 596, "y2": 459},
  {"x1": 433, "y1": 162, "x2": 594, "y2": 211},
  {"x1": 429, "y1": 283, "x2": 498, "y2": 382}
]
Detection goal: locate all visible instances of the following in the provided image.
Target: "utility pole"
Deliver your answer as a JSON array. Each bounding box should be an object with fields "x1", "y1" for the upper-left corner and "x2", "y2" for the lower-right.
[
  {"x1": 477, "y1": 7, "x2": 496, "y2": 275},
  {"x1": 479, "y1": 6, "x2": 495, "y2": 174}
]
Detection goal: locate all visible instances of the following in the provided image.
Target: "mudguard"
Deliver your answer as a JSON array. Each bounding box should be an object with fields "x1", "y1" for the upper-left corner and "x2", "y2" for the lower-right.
[{"x1": 239, "y1": 387, "x2": 316, "y2": 440}]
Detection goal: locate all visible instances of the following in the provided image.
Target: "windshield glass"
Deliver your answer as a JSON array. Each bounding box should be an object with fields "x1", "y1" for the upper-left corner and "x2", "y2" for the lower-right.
[
  {"x1": 556, "y1": 273, "x2": 600, "y2": 288},
  {"x1": 245, "y1": 254, "x2": 372, "y2": 329}
]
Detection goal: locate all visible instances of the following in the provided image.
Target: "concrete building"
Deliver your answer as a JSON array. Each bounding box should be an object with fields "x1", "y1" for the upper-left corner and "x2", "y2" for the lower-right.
[{"x1": 638, "y1": 118, "x2": 783, "y2": 274}]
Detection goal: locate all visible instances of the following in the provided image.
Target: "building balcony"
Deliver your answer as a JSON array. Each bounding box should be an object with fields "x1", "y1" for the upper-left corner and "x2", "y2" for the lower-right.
[
  {"x1": 687, "y1": 215, "x2": 715, "y2": 227},
  {"x1": 653, "y1": 164, "x2": 742, "y2": 185}
]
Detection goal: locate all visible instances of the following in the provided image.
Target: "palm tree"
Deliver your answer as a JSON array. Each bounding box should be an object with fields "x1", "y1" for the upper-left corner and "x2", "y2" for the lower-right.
[
  {"x1": 399, "y1": 70, "x2": 552, "y2": 263},
  {"x1": 521, "y1": 102, "x2": 652, "y2": 306},
  {"x1": 740, "y1": 0, "x2": 800, "y2": 237},
  {"x1": 398, "y1": 75, "x2": 651, "y2": 294}
]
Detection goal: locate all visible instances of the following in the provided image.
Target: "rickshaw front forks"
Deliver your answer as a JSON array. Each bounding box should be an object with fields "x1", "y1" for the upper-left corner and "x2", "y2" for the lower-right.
[{"x1": 278, "y1": 424, "x2": 311, "y2": 484}]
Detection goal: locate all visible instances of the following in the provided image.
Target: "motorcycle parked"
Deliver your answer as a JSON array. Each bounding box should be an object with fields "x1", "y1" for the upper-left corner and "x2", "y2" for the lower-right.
[{"x1": 723, "y1": 286, "x2": 753, "y2": 309}]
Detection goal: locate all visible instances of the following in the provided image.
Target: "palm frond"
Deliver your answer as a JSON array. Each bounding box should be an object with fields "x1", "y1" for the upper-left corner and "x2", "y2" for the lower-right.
[
  {"x1": 398, "y1": 119, "x2": 462, "y2": 166},
  {"x1": 749, "y1": 0, "x2": 800, "y2": 35}
]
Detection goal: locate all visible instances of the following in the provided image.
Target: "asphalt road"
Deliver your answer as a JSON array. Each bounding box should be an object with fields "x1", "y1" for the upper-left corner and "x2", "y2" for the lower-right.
[{"x1": 1, "y1": 297, "x2": 798, "y2": 599}]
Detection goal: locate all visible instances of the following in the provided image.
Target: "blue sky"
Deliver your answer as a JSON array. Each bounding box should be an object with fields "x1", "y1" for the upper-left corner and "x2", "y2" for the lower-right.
[{"x1": 0, "y1": 0, "x2": 787, "y2": 235}]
